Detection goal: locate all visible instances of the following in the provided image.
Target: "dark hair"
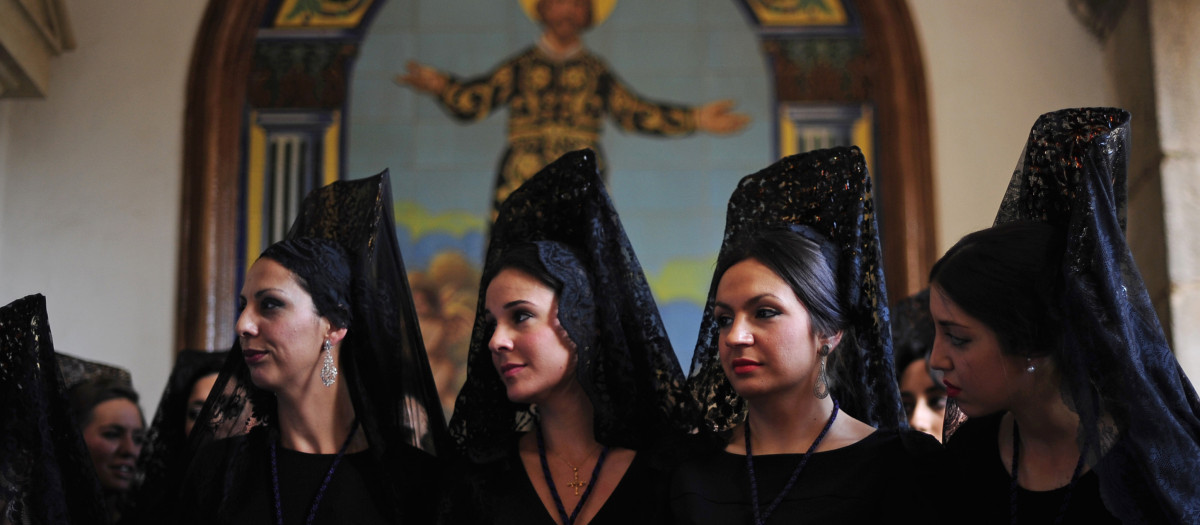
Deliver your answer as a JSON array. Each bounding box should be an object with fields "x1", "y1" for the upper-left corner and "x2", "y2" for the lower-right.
[
  {"x1": 483, "y1": 243, "x2": 563, "y2": 294},
  {"x1": 713, "y1": 227, "x2": 845, "y2": 339},
  {"x1": 259, "y1": 237, "x2": 353, "y2": 329},
  {"x1": 482, "y1": 241, "x2": 596, "y2": 356},
  {"x1": 69, "y1": 380, "x2": 142, "y2": 428},
  {"x1": 891, "y1": 289, "x2": 934, "y2": 376},
  {"x1": 929, "y1": 221, "x2": 1065, "y2": 359}
]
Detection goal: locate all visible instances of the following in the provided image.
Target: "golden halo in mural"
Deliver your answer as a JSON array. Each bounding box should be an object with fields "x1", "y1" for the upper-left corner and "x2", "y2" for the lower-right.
[{"x1": 519, "y1": 0, "x2": 617, "y2": 27}]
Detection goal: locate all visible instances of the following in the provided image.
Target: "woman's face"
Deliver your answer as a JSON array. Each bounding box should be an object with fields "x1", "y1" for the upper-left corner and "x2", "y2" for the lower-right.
[
  {"x1": 899, "y1": 359, "x2": 946, "y2": 441},
  {"x1": 184, "y1": 372, "x2": 219, "y2": 436},
  {"x1": 485, "y1": 268, "x2": 578, "y2": 405},
  {"x1": 83, "y1": 398, "x2": 145, "y2": 492},
  {"x1": 237, "y1": 258, "x2": 339, "y2": 393},
  {"x1": 928, "y1": 286, "x2": 1027, "y2": 417},
  {"x1": 714, "y1": 259, "x2": 835, "y2": 401}
]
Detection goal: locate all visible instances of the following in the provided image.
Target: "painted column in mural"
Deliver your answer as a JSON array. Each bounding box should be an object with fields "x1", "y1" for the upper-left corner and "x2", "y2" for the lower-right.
[{"x1": 395, "y1": 0, "x2": 751, "y2": 217}]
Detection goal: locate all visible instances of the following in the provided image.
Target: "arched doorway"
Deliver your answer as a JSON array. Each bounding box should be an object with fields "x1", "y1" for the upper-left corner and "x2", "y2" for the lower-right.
[{"x1": 175, "y1": 0, "x2": 935, "y2": 352}]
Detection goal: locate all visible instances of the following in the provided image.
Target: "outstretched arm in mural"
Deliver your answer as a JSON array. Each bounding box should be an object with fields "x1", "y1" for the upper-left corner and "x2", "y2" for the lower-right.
[
  {"x1": 395, "y1": 60, "x2": 516, "y2": 122},
  {"x1": 396, "y1": 59, "x2": 750, "y2": 134}
]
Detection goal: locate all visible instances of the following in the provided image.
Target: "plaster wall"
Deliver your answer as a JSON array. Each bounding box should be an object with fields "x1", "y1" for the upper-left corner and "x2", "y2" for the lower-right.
[
  {"x1": 0, "y1": 0, "x2": 208, "y2": 412},
  {"x1": 1150, "y1": 0, "x2": 1200, "y2": 381},
  {"x1": 908, "y1": 0, "x2": 1116, "y2": 252}
]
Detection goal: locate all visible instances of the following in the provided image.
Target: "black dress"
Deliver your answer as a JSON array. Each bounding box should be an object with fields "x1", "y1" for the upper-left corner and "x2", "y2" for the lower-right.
[
  {"x1": 945, "y1": 413, "x2": 1118, "y2": 525},
  {"x1": 669, "y1": 429, "x2": 947, "y2": 524},
  {"x1": 177, "y1": 427, "x2": 439, "y2": 524},
  {"x1": 443, "y1": 437, "x2": 670, "y2": 525}
]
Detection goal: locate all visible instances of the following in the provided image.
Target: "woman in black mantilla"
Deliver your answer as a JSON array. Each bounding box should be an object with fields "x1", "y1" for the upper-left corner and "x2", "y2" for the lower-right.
[
  {"x1": 443, "y1": 149, "x2": 699, "y2": 524},
  {"x1": 671, "y1": 146, "x2": 950, "y2": 524},
  {"x1": 892, "y1": 290, "x2": 947, "y2": 442},
  {"x1": 1, "y1": 295, "x2": 110, "y2": 524},
  {"x1": 128, "y1": 349, "x2": 226, "y2": 524},
  {"x1": 930, "y1": 108, "x2": 1200, "y2": 524},
  {"x1": 174, "y1": 173, "x2": 451, "y2": 524}
]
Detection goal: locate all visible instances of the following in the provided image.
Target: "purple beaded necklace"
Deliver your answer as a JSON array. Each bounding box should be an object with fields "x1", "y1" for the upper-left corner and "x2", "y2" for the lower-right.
[
  {"x1": 535, "y1": 424, "x2": 610, "y2": 525},
  {"x1": 1009, "y1": 419, "x2": 1087, "y2": 525},
  {"x1": 745, "y1": 399, "x2": 839, "y2": 525},
  {"x1": 270, "y1": 420, "x2": 359, "y2": 525}
]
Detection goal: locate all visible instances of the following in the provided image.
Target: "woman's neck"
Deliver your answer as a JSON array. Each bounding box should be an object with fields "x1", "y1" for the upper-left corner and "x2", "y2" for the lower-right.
[
  {"x1": 1008, "y1": 367, "x2": 1078, "y2": 449},
  {"x1": 741, "y1": 394, "x2": 836, "y2": 455},
  {"x1": 534, "y1": 384, "x2": 599, "y2": 460},
  {"x1": 276, "y1": 379, "x2": 360, "y2": 454}
]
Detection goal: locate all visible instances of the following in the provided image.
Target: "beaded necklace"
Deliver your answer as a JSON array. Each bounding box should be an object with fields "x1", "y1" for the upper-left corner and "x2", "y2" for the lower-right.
[
  {"x1": 270, "y1": 420, "x2": 359, "y2": 525},
  {"x1": 745, "y1": 399, "x2": 839, "y2": 525},
  {"x1": 535, "y1": 425, "x2": 610, "y2": 525},
  {"x1": 1009, "y1": 419, "x2": 1087, "y2": 525}
]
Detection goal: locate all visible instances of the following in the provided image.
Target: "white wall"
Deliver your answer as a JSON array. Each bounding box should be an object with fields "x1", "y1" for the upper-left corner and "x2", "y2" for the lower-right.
[
  {"x1": 0, "y1": 0, "x2": 208, "y2": 412},
  {"x1": 0, "y1": 100, "x2": 9, "y2": 255},
  {"x1": 908, "y1": 0, "x2": 1116, "y2": 252}
]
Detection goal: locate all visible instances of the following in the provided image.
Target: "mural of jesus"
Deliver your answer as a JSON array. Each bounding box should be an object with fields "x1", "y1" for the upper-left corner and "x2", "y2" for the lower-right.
[{"x1": 396, "y1": 0, "x2": 750, "y2": 216}]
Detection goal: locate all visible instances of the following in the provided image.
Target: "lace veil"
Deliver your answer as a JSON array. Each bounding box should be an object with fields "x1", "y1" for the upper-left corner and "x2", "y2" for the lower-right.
[
  {"x1": 181, "y1": 172, "x2": 451, "y2": 520},
  {"x1": 0, "y1": 294, "x2": 108, "y2": 524},
  {"x1": 965, "y1": 107, "x2": 1200, "y2": 523},
  {"x1": 688, "y1": 146, "x2": 904, "y2": 432},
  {"x1": 130, "y1": 349, "x2": 226, "y2": 523},
  {"x1": 448, "y1": 149, "x2": 697, "y2": 461}
]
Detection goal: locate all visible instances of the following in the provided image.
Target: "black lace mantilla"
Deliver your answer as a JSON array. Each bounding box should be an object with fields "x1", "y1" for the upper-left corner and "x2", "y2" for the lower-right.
[
  {"x1": 132, "y1": 349, "x2": 227, "y2": 524},
  {"x1": 448, "y1": 149, "x2": 698, "y2": 461},
  {"x1": 177, "y1": 172, "x2": 451, "y2": 522},
  {"x1": 688, "y1": 146, "x2": 904, "y2": 433},
  {"x1": 970, "y1": 107, "x2": 1200, "y2": 524},
  {"x1": 56, "y1": 352, "x2": 134, "y2": 393},
  {"x1": 1, "y1": 294, "x2": 108, "y2": 524}
]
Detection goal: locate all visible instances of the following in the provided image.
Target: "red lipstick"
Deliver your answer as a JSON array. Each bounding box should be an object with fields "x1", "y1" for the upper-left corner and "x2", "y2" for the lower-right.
[
  {"x1": 731, "y1": 358, "x2": 761, "y2": 375},
  {"x1": 943, "y1": 379, "x2": 962, "y2": 397}
]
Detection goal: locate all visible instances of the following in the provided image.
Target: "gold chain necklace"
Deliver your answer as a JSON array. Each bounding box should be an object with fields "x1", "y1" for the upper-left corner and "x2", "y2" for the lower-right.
[{"x1": 547, "y1": 443, "x2": 603, "y2": 496}]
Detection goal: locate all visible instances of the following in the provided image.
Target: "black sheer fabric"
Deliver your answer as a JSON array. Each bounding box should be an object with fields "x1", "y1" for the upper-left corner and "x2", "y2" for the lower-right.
[
  {"x1": 0, "y1": 294, "x2": 108, "y2": 524},
  {"x1": 130, "y1": 350, "x2": 226, "y2": 524},
  {"x1": 448, "y1": 149, "x2": 697, "y2": 461},
  {"x1": 57, "y1": 353, "x2": 134, "y2": 393},
  {"x1": 688, "y1": 146, "x2": 904, "y2": 432},
  {"x1": 180, "y1": 172, "x2": 451, "y2": 522},
  {"x1": 948, "y1": 107, "x2": 1200, "y2": 523}
]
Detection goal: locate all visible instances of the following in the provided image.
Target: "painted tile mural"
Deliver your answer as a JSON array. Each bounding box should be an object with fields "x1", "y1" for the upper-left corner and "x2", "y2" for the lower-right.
[{"x1": 348, "y1": 0, "x2": 773, "y2": 414}]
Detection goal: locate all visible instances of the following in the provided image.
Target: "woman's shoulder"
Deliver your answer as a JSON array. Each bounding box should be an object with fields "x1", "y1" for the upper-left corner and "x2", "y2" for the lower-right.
[
  {"x1": 944, "y1": 412, "x2": 1004, "y2": 455},
  {"x1": 640, "y1": 430, "x2": 727, "y2": 469},
  {"x1": 825, "y1": 427, "x2": 945, "y2": 464}
]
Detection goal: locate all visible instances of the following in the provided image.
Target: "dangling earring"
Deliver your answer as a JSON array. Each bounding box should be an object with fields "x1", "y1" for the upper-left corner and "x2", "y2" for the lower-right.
[
  {"x1": 814, "y1": 343, "x2": 832, "y2": 399},
  {"x1": 1025, "y1": 358, "x2": 1036, "y2": 374},
  {"x1": 320, "y1": 339, "x2": 338, "y2": 387}
]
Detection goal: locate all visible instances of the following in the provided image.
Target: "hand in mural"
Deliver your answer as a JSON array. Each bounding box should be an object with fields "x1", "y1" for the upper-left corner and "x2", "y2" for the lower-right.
[
  {"x1": 394, "y1": 61, "x2": 447, "y2": 96},
  {"x1": 696, "y1": 99, "x2": 752, "y2": 135}
]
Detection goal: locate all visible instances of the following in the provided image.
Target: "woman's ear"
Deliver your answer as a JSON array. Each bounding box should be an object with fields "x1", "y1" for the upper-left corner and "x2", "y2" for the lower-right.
[
  {"x1": 327, "y1": 325, "x2": 349, "y2": 347},
  {"x1": 821, "y1": 330, "x2": 844, "y2": 352}
]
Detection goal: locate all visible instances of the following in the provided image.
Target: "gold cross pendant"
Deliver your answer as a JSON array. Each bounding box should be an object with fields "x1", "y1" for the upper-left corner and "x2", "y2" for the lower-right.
[{"x1": 566, "y1": 466, "x2": 586, "y2": 496}]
